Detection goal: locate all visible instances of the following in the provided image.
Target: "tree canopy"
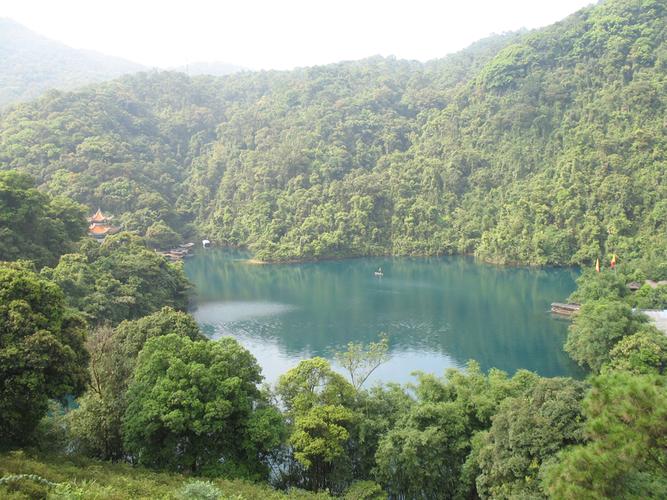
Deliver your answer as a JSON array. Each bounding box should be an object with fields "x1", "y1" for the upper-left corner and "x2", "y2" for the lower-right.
[
  {"x1": 0, "y1": 171, "x2": 86, "y2": 267},
  {"x1": 123, "y1": 334, "x2": 277, "y2": 476},
  {"x1": 0, "y1": 0, "x2": 664, "y2": 265},
  {"x1": 0, "y1": 263, "x2": 88, "y2": 445}
]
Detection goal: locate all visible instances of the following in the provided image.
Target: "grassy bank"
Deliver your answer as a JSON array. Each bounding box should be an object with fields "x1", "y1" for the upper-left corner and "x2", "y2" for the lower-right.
[{"x1": 0, "y1": 450, "x2": 331, "y2": 500}]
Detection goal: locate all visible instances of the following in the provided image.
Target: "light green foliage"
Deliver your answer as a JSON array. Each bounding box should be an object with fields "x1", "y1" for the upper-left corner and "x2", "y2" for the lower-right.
[
  {"x1": 334, "y1": 334, "x2": 389, "y2": 390},
  {"x1": 568, "y1": 268, "x2": 628, "y2": 304},
  {"x1": 473, "y1": 377, "x2": 587, "y2": 499},
  {"x1": 0, "y1": 451, "x2": 331, "y2": 499},
  {"x1": 0, "y1": 476, "x2": 53, "y2": 499},
  {"x1": 478, "y1": 43, "x2": 536, "y2": 90},
  {"x1": 48, "y1": 480, "x2": 114, "y2": 499},
  {"x1": 426, "y1": 362, "x2": 539, "y2": 431},
  {"x1": 123, "y1": 334, "x2": 279, "y2": 477},
  {"x1": 276, "y1": 358, "x2": 356, "y2": 492},
  {"x1": 543, "y1": 372, "x2": 667, "y2": 499},
  {"x1": 277, "y1": 358, "x2": 356, "y2": 416},
  {"x1": 604, "y1": 326, "x2": 667, "y2": 375},
  {"x1": 291, "y1": 405, "x2": 355, "y2": 469},
  {"x1": 629, "y1": 283, "x2": 667, "y2": 309},
  {"x1": 0, "y1": 171, "x2": 86, "y2": 268},
  {"x1": 565, "y1": 299, "x2": 647, "y2": 372},
  {"x1": 176, "y1": 480, "x2": 222, "y2": 500},
  {"x1": 0, "y1": 264, "x2": 88, "y2": 446},
  {"x1": 343, "y1": 480, "x2": 386, "y2": 499}
]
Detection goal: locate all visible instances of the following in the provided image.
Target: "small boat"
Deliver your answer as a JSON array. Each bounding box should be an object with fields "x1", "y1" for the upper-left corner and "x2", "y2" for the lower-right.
[{"x1": 374, "y1": 267, "x2": 384, "y2": 277}]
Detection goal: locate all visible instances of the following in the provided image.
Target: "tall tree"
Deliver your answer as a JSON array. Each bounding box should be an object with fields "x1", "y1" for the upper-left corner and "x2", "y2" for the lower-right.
[
  {"x1": 276, "y1": 358, "x2": 356, "y2": 493},
  {"x1": 544, "y1": 372, "x2": 667, "y2": 499},
  {"x1": 123, "y1": 334, "x2": 280, "y2": 477},
  {"x1": 565, "y1": 299, "x2": 648, "y2": 372},
  {"x1": 69, "y1": 307, "x2": 205, "y2": 460},
  {"x1": 0, "y1": 263, "x2": 88, "y2": 446}
]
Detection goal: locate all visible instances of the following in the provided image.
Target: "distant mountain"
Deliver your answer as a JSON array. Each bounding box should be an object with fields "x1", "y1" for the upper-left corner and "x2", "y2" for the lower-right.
[
  {"x1": 172, "y1": 61, "x2": 246, "y2": 76},
  {"x1": 0, "y1": 18, "x2": 144, "y2": 108}
]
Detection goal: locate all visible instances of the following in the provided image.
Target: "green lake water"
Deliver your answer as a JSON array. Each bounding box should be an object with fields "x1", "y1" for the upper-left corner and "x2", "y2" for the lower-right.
[{"x1": 185, "y1": 250, "x2": 585, "y2": 384}]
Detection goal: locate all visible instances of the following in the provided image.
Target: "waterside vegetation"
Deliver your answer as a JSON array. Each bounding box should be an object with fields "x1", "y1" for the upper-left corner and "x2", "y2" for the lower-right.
[{"x1": 1, "y1": 0, "x2": 667, "y2": 497}]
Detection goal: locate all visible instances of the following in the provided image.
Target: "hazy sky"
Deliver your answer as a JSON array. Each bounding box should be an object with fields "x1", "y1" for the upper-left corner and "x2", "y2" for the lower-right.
[{"x1": 1, "y1": 0, "x2": 595, "y2": 70}]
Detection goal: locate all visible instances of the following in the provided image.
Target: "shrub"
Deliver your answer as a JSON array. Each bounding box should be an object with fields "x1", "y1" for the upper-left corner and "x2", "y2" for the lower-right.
[{"x1": 176, "y1": 480, "x2": 223, "y2": 500}]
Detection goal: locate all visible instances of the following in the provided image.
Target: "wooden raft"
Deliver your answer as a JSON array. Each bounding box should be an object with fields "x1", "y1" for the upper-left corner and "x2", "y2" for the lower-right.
[{"x1": 550, "y1": 302, "x2": 581, "y2": 316}]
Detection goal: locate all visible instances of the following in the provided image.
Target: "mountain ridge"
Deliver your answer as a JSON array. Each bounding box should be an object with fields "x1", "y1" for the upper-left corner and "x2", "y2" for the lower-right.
[
  {"x1": 0, "y1": 17, "x2": 145, "y2": 108},
  {"x1": 0, "y1": 0, "x2": 664, "y2": 266}
]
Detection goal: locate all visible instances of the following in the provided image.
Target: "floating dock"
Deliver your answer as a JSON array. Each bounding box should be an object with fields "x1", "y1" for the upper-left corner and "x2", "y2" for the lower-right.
[
  {"x1": 157, "y1": 243, "x2": 195, "y2": 262},
  {"x1": 550, "y1": 302, "x2": 581, "y2": 316}
]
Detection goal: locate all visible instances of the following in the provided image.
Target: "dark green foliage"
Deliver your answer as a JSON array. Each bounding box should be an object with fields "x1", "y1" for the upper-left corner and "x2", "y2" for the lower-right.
[
  {"x1": 114, "y1": 305, "x2": 204, "y2": 357},
  {"x1": 42, "y1": 232, "x2": 191, "y2": 325},
  {"x1": 473, "y1": 377, "x2": 587, "y2": 499},
  {"x1": 374, "y1": 399, "x2": 469, "y2": 499},
  {"x1": 565, "y1": 299, "x2": 648, "y2": 372},
  {"x1": 349, "y1": 384, "x2": 413, "y2": 481},
  {"x1": 145, "y1": 220, "x2": 181, "y2": 250},
  {"x1": 0, "y1": 171, "x2": 86, "y2": 268},
  {"x1": 373, "y1": 363, "x2": 537, "y2": 499},
  {"x1": 543, "y1": 372, "x2": 667, "y2": 499},
  {"x1": 0, "y1": 72, "x2": 223, "y2": 241},
  {"x1": 0, "y1": 264, "x2": 88, "y2": 446}
]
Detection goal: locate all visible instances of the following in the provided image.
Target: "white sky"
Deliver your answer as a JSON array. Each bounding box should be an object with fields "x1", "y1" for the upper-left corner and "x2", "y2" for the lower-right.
[{"x1": 1, "y1": 0, "x2": 595, "y2": 70}]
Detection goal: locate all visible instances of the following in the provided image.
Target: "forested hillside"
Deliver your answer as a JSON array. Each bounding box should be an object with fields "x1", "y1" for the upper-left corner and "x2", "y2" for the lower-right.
[{"x1": 1, "y1": 0, "x2": 665, "y2": 265}]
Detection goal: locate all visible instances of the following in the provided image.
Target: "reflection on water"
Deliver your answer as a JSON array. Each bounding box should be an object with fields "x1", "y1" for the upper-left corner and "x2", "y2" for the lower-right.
[{"x1": 186, "y1": 250, "x2": 585, "y2": 384}]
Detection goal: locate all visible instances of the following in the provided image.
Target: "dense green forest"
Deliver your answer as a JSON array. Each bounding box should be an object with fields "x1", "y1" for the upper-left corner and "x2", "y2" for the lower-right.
[
  {"x1": 1, "y1": 170, "x2": 666, "y2": 498},
  {"x1": 2, "y1": 0, "x2": 667, "y2": 498},
  {"x1": 1, "y1": 0, "x2": 665, "y2": 264}
]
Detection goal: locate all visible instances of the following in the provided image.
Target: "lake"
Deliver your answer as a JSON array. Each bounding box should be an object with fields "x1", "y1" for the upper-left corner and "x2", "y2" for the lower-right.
[{"x1": 185, "y1": 250, "x2": 585, "y2": 384}]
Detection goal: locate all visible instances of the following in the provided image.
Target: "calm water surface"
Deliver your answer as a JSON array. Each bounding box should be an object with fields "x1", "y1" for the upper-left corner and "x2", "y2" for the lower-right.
[{"x1": 185, "y1": 250, "x2": 585, "y2": 384}]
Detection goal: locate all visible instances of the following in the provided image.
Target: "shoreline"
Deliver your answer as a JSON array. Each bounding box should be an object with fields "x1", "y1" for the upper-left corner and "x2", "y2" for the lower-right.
[{"x1": 193, "y1": 243, "x2": 581, "y2": 269}]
